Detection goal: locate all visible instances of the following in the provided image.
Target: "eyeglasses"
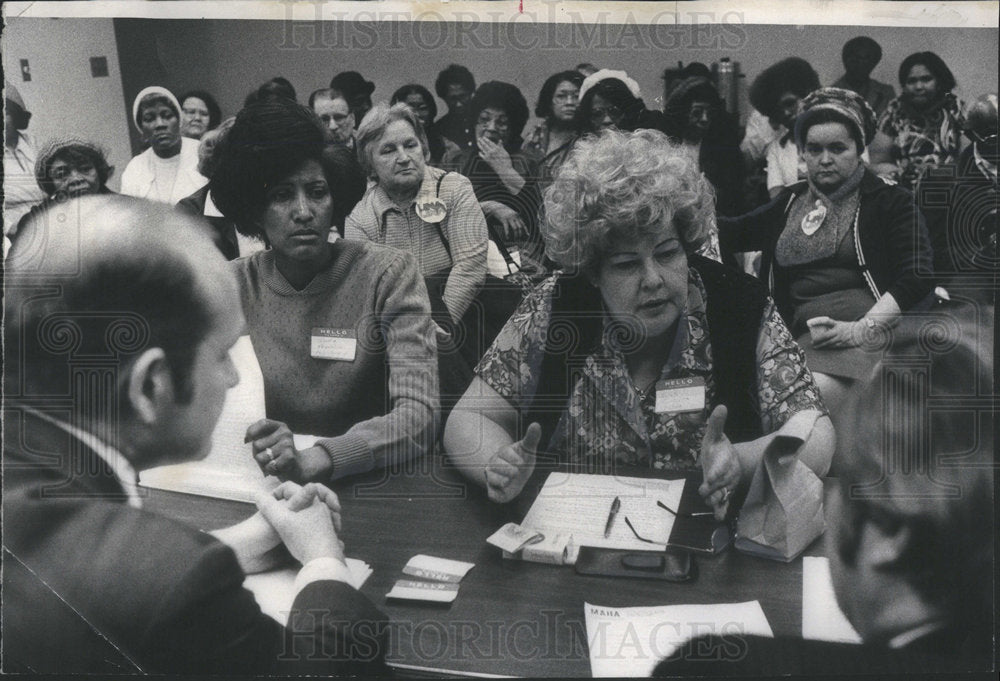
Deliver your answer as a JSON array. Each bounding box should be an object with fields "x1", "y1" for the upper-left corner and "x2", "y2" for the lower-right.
[
  {"x1": 589, "y1": 105, "x2": 623, "y2": 123},
  {"x1": 656, "y1": 499, "x2": 715, "y2": 520},
  {"x1": 477, "y1": 112, "x2": 510, "y2": 129},
  {"x1": 624, "y1": 499, "x2": 715, "y2": 544},
  {"x1": 553, "y1": 91, "x2": 579, "y2": 103},
  {"x1": 624, "y1": 516, "x2": 656, "y2": 544}
]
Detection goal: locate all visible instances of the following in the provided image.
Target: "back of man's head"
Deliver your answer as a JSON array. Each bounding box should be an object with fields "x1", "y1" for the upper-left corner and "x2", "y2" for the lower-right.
[
  {"x1": 4, "y1": 196, "x2": 238, "y2": 458},
  {"x1": 830, "y1": 306, "x2": 994, "y2": 658}
]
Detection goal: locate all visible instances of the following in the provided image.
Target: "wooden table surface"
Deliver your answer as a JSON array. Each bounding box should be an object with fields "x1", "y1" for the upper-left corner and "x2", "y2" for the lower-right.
[{"x1": 144, "y1": 456, "x2": 816, "y2": 677}]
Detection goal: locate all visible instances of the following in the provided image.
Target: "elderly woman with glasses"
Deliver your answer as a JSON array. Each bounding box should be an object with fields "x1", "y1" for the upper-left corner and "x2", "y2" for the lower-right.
[
  {"x1": 121, "y1": 86, "x2": 207, "y2": 204},
  {"x1": 444, "y1": 128, "x2": 832, "y2": 513},
  {"x1": 210, "y1": 99, "x2": 438, "y2": 484},
  {"x1": 575, "y1": 69, "x2": 666, "y2": 136}
]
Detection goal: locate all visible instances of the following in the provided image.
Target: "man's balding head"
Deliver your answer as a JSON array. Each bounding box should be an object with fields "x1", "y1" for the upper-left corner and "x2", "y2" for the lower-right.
[
  {"x1": 826, "y1": 308, "x2": 994, "y2": 652},
  {"x1": 5, "y1": 196, "x2": 243, "y2": 467}
]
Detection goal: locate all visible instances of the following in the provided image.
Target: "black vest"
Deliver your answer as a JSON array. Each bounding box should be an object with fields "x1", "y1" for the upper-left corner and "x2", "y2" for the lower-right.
[{"x1": 525, "y1": 253, "x2": 769, "y2": 453}]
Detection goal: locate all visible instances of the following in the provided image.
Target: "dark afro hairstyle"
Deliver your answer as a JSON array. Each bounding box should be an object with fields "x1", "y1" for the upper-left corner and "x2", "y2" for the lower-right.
[
  {"x1": 209, "y1": 99, "x2": 365, "y2": 240},
  {"x1": 470, "y1": 81, "x2": 530, "y2": 148},
  {"x1": 749, "y1": 57, "x2": 821, "y2": 120}
]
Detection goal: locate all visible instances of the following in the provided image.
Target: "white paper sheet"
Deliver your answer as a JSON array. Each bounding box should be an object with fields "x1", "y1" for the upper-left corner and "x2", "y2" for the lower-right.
[
  {"x1": 520, "y1": 473, "x2": 685, "y2": 551},
  {"x1": 139, "y1": 336, "x2": 273, "y2": 502},
  {"x1": 802, "y1": 556, "x2": 862, "y2": 643},
  {"x1": 585, "y1": 600, "x2": 773, "y2": 677},
  {"x1": 244, "y1": 559, "x2": 374, "y2": 627}
]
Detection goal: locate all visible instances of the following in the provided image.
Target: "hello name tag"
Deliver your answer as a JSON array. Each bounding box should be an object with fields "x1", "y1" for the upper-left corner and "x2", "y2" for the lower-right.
[
  {"x1": 654, "y1": 376, "x2": 706, "y2": 414},
  {"x1": 310, "y1": 327, "x2": 357, "y2": 361},
  {"x1": 415, "y1": 197, "x2": 447, "y2": 223},
  {"x1": 386, "y1": 579, "x2": 459, "y2": 603}
]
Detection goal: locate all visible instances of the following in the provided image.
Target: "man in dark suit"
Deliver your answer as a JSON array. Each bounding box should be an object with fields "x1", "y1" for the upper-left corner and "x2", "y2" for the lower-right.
[
  {"x1": 2, "y1": 196, "x2": 388, "y2": 674},
  {"x1": 654, "y1": 308, "x2": 995, "y2": 676}
]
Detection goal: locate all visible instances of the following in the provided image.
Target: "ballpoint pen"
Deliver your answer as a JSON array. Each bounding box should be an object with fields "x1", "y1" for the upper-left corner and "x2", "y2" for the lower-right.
[{"x1": 604, "y1": 496, "x2": 621, "y2": 538}]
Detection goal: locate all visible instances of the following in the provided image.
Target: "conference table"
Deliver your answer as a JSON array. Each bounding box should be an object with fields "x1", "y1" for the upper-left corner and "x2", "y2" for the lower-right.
[{"x1": 144, "y1": 455, "x2": 818, "y2": 678}]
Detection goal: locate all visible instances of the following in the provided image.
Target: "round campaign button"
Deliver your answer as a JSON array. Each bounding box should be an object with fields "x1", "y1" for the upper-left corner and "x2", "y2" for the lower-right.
[{"x1": 416, "y1": 197, "x2": 447, "y2": 223}]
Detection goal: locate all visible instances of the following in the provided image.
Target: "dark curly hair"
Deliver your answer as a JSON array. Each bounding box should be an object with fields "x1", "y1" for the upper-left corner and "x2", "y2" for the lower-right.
[
  {"x1": 898, "y1": 51, "x2": 956, "y2": 93},
  {"x1": 749, "y1": 57, "x2": 820, "y2": 120},
  {"x1": 535, "y1": 70, "x2": 584, "y2": 119},
  {"x1": 209, "y1": 100, "x2": 365, "y2": 239},
  {"x1": 178, "y1": 90, "x2": 223, "y2": 131},
  {"x1": 470, "y1": 81, "x2": 530, "y2": 148},
  {"x1": 434, "y1": 64, "x2": 475, "y2": 100}
]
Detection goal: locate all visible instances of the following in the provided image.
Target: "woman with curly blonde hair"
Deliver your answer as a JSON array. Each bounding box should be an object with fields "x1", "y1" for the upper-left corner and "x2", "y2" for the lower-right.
[{"x1": 444, "y1": 128, "x2": 833, "y2": 515}]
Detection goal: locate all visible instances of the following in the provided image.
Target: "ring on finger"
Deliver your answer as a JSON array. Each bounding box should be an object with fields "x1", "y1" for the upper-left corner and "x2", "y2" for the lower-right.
[
  {"x1": 266, "y1": 448, "x2": 276, "y2": 462},
  {"x1": 720, "y1": 487, "x2": 731, "y2": 503}
]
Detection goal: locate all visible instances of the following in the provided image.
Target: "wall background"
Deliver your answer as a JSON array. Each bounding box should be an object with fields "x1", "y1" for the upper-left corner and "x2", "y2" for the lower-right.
[
  {"x1": 3, "y1": 18, "x2": 132, "y2": 191},
  {"x1": 4, "y1": 15, "x2": 998, "y2": 187}
]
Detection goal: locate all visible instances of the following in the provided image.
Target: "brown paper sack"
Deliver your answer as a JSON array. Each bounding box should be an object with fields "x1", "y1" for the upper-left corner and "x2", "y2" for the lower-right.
[{"x1": 734, "y1": 435, "x2": 825, "y2": 562}]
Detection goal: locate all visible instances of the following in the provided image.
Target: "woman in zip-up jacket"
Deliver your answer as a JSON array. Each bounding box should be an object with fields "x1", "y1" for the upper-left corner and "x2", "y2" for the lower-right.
[{"x1": 719, "y1": 88, "x2": 934, "y2": 463}]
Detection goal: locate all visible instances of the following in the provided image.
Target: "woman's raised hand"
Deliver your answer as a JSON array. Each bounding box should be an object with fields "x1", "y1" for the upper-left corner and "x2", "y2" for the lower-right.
[
  {"x1": 699, "y1": 405, "x2": 742, "y2": 521},
  {"x1": 477, "y1": 135, "x2": 514, "y2": 172},
  {"x1": 484, "y1": 422, "x2": 542, "y2": 503}
]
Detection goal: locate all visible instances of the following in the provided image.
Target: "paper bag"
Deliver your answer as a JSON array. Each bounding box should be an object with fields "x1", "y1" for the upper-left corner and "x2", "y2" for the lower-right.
[{"x1": 734, "y1": 414, "x2": 825, "y2": 562}]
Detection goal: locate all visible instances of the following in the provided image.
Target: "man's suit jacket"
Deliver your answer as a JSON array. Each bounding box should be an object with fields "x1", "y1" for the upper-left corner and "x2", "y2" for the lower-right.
[{"x1": 2, "y1": 406, "x2": 389, "y2": 674}]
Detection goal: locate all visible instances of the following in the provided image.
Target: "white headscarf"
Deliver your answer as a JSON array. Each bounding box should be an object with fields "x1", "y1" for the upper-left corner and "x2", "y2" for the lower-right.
[
  {"x1": 578, "y1": 69, "x2": 642, "y2": 102},
  {"x1": 131, "y1": 86, "x2": 181, "y2": 133}
]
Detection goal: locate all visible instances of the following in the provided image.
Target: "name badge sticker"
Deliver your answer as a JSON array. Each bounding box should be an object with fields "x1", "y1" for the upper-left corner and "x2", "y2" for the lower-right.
[
  {"x1": 654, "y1": 376, "x2": 706, "y2": 414},
  {"x1": 415, "y1": 197, "x2": 447, "y2": 223},
  {"x1": 310, "y1": 327, "x2": 357, "y2": 361}
]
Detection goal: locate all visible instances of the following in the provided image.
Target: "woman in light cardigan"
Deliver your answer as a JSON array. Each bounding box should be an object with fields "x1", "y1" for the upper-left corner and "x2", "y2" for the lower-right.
[
  {"x1": 120, "y1": 86, "x2": 206, "y2": 204},
  {"x1": 345, "y1": 102, "x2": 487, "y2": 327}
]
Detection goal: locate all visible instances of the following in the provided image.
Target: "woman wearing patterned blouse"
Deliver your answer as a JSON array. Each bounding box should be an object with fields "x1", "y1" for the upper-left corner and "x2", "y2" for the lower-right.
[
  {"x1": 443, "y1": 129, "x2": 833, "y2": 515},
  {"x1": 870, "y1": 52, "x2": 965, "y2": 190}
]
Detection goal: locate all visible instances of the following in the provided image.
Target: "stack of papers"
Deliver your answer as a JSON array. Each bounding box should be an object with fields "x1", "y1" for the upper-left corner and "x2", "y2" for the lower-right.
[
  {"x1": 585, "y1": 601, "x2": 773, "y2": 677},
  {"x1": 520, "y1": 473, "x2": 685, "y2": 552},
  {"x1": 244, "y1": 558, "x2": 373, "y2": 626}
]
